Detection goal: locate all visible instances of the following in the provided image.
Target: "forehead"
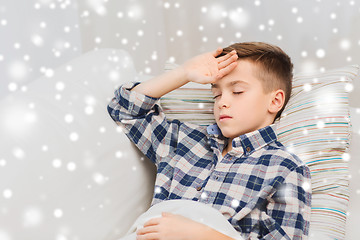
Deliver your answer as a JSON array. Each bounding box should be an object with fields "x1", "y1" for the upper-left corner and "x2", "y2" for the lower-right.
[
  {"x1": 211, "y1": 80, "x2": 249, "y2": 89},
  {"x1": 211, "y1": 60, "x2": 260, "y2": 89}
]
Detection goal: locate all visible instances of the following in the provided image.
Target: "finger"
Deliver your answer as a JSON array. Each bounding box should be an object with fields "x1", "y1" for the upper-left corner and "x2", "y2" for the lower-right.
[
  {"x1": 218, "y1": 53, "x2": 238, "y2": 70},
  {"x1": 137, "y1": 225, "x2": 158, "y2": 235},
  {"x1": 143, "y1": 217, "x2": 161, "y2": 227},
  {"x1": 136, "y1": 232, "x2": 160, "y2": 240},
  {"x1": 212, "y1": 47, "x2": 223, "y2": 57},
  {"x1": 161, "y1": 212, "x2": 174, "y2": 217},
  {"x1": 216, "y1": 61, "x2": 238, "y2": 80},
  {"x1": 216, "y1": 49, "x2": 237, "y2": 62}
]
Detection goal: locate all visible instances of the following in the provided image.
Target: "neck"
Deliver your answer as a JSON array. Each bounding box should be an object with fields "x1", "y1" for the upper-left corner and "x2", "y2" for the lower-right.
[{"x1": 222, "y1": 138, "x2": 233, "y2": 157}]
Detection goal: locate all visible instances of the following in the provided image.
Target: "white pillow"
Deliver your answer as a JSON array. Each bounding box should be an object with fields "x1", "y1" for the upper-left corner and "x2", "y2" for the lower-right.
[
  {"x1": 122, "y1": 199, "x2": 244, "y2": 240},
  {"x1": 0, "y1": 49, "x2": 156, "y2": 240},
  {"x1": 160, "y1": 63, "x2": 359, "y2": 240}
]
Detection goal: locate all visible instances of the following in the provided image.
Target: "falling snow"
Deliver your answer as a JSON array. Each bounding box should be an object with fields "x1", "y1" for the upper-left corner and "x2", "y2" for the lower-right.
[
  {"x1": 52, "y1": 158, "x2": 62, "y2": 168},
  {"x1": 3, "y1": 189, "x2": 12, "y2": 199},
  {"x1": 53, "y1": 209, "x2": 63, "y2": 218},
  {"x1": 0, "y1": 0, "x2": 360, "y2": 239}
]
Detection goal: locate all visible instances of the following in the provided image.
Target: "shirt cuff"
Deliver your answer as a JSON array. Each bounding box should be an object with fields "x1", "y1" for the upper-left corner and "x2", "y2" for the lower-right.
[{"x1": 114, "y1": 81, "x2": 160, "y2": 116}]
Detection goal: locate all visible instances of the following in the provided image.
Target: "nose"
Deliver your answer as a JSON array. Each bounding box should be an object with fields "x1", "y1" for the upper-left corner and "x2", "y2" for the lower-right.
[
  {"x1": 219, "y1": 102, "x2": 229, "y2": 108},
  {"x1": 217, "y1": 95, "x2": 230, "y2": 109}
]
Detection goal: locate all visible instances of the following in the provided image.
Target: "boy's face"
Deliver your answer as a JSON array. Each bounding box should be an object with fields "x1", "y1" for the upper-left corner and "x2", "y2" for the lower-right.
[{"x1": 211, "y1": 59, "x2": 275, "y2": 139}]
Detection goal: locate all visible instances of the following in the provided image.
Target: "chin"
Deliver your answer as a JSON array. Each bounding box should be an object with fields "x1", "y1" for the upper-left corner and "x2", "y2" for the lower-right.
[
  {"x1": 221, "y1": 127, "x2": 248, "y2": 138},
  {"x1": 221, "y1": 131, "x2": 240, "y2": 139}
]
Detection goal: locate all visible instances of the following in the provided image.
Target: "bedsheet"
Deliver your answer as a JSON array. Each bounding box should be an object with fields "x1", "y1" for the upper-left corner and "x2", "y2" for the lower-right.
[{"x1": 119, "y1": 199, "x2": 244, "y2": 240}]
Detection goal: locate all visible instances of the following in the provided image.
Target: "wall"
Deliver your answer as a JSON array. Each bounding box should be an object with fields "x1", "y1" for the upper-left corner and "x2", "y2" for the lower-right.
[{"x1": 0, "y1": 0, "x2": 82, "y2": 99}]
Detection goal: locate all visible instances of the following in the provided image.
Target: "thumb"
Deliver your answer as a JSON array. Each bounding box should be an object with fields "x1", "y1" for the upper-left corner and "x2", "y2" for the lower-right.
[
  {"x1": 212, "y1": 47, "x2": 223, "y2": 57},
  {"x1": 161, "y1": 212, "x2": 173, "y2": 217}
]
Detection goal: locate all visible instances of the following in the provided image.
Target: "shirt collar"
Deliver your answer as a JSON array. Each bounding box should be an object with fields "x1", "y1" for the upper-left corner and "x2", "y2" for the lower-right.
[{"x1": 207, "y1": 124, "x2": 278, "y2": 156}]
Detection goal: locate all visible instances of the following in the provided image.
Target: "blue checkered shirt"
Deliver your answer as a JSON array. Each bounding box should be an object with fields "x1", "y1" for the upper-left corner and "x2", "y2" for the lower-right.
[{"x1": 107, "y1": 82, "x2": 311, "y2": 240}]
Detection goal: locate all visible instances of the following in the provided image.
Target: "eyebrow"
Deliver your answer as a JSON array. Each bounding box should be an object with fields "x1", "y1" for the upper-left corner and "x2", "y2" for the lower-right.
[{"x1": 211, "y1": 80, "x2": 249, "y2": 89}]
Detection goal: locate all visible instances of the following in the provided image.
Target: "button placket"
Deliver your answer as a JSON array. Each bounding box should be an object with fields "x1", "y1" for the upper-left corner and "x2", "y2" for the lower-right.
[{"x1": 203, "y1": 173, "x2": 224, "y2": 200}]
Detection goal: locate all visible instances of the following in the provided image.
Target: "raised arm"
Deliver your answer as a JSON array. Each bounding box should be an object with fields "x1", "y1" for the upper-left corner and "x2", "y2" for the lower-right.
[
  {"x1": 107, "y1": 47, "x2": 238, "y2": 166},
  {"x1": 131, "y1": 47, "x2": 238, "y2": 98}
]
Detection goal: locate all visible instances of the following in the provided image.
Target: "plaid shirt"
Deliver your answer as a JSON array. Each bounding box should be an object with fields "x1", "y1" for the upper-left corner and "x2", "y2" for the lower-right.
[{"x1": 107, "y1": 82, "x2": 311, "y2": 240}]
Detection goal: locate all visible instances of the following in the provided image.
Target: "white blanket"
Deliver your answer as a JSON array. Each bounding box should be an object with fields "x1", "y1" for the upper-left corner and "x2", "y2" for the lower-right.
[{"x1": 119, "y1": 199, "x2": 244, "y2": 240}]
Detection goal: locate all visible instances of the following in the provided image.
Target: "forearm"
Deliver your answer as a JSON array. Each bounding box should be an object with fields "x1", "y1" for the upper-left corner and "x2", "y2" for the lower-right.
[
  {"x1": 132, "y1": 66, "x2": 189, "y2": 98},
  {"x1": 131, "y1": 48, "x2": 238, "y2": 98}
]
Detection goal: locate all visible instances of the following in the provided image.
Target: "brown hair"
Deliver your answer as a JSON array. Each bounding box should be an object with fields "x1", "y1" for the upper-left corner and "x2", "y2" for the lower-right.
[{"x1": 217, "y1": 42, "x2": 293, "y2": 121}]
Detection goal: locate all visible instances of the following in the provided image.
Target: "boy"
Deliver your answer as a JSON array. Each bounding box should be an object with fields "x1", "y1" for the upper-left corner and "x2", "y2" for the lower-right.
[{"x1": 107, "y1": 42, "x2": 312, "y2": 240}]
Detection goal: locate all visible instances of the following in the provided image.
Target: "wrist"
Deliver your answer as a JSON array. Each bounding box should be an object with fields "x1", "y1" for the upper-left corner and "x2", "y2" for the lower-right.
[
  {"x1": 174, "y1": 65, "x2": 190, "y2": 85},
  {"x1": 198, "y1": 224, "x2": 217, "y2": 240},
  {"x1": 198, "y1": 225, "x2": 236, "y2": 240}
]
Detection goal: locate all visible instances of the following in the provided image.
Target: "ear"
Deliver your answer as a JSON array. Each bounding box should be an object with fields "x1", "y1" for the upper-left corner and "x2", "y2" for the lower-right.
[{"x1": 268, "y1": 89, "x2": 285, "y2": 114}]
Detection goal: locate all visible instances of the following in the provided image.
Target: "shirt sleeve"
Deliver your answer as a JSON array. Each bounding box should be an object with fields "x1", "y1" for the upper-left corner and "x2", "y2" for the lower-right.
[
  {"x1": 258, "y1": 164, "x2": 312, "y2": 240},
  {"x1": 107, "y1": 81, "x2": 182, "y2": 167}
]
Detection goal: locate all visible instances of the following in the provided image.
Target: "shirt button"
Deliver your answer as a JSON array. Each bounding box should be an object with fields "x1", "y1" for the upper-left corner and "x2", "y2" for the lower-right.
[
  {"x1": 215, "y1": 176, "x2": 219, "y2": 180},
  {"x1": 246, "y1": 146, "x2": 251, "y2": 152},
  {"x1": 196, "y1": 186, "x2": 202, "y2": 191}
]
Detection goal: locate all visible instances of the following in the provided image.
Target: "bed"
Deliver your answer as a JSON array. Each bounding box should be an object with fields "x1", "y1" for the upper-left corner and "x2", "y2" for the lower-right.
[{"x1": 0, "y1": 48, "x2": 358, "y2": 240}]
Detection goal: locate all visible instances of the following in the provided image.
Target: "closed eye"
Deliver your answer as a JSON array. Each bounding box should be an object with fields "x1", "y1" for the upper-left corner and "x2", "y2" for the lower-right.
[
  {"x1": 213, "y1": 94, "x2": 221, "y2": 99},
  {"x1": 233, "y1": 92, "x2": 243, "y2": 95}
]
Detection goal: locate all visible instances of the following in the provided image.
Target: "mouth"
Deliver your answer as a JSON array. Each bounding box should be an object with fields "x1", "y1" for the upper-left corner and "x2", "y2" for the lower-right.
[{"x1": 219, "y1": 115, "x2": 233, "y2": 121}]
